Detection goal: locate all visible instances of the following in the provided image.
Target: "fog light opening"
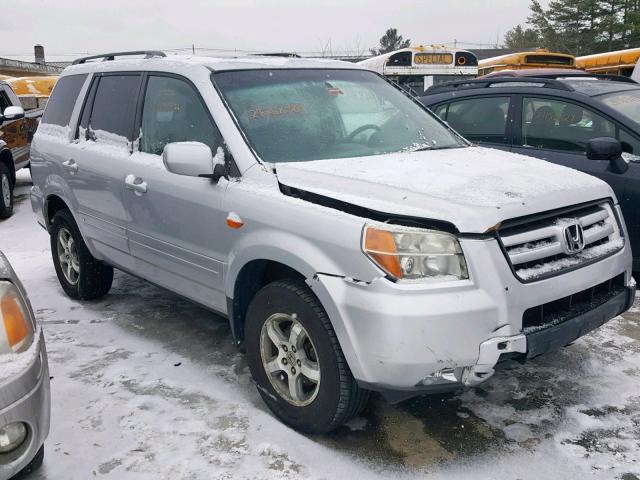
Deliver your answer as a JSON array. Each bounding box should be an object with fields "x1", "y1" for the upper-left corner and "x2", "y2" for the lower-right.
[
  {"x1": 0, "y1": 422, "x2": 27, "y2": 454},
  {"x1": 420, "y1": 367, "x2": 461, "y2": 385}
]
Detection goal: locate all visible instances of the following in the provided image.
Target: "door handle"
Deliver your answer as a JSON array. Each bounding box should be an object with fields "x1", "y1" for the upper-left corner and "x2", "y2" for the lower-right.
[
  {"x1": 125, "y1": 174, "x2": 147, "y2": 195},
  {"x1": 62, "y1": 159, "x2": 78, "y2": 173}
]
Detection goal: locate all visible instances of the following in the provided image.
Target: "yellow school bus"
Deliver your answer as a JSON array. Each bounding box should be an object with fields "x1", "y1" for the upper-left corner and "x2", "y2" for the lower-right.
[
  {"x1": 359, "y1": 45, "x2": 478, "y2": 93},
  {"x1": 5, "y1": 76, "x2": 58, "y2": 110},
  {"x1": 576, "y1": 48, "x2": 640, "y2": 77},
  {"x1": 6, "y1": 76, "x2": 58, "y2": 96},
  {"x1": 478, "y1": 49, "x2": 577, "y2": 76}
]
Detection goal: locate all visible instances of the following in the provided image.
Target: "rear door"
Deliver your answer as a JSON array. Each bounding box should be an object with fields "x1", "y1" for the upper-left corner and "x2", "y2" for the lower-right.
[
  {"x1": 69, "y1": 73, "x2": 142, "y2": 266},
  {"x1": 123, "y1": 73, "x2": 229, "y2": 311},
  {"x1": 430, "y1": 94, "x2": 515, "y2": 151}
]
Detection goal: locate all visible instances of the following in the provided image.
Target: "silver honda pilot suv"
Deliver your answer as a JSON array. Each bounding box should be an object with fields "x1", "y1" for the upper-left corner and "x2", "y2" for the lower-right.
[{"x1": 30, "y1": 51, "x2": 635, "y2": 433}]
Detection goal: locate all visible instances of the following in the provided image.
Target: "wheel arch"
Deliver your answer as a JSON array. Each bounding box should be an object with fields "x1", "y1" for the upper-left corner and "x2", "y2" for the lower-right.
[
  {"x1": 44, "y1": 194, "x2": 72, "y2": 232},
  {"x1": 228, "y1": 258, "x2": 307, "y2": 346}
]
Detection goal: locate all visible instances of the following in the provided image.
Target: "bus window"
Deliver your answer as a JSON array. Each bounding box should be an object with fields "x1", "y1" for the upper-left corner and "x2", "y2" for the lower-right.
[{"x1": 388, "y1": 51, "x2": 412, "y2": 67}]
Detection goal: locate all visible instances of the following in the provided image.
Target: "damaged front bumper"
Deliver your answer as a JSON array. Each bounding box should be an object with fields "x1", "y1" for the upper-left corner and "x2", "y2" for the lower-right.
[
  {"x1": 308, "y1": 237, "x2": 634, "y2": 404},
  {"x1": 426, "y1": 280, "x2": 635, "y2": 392}
]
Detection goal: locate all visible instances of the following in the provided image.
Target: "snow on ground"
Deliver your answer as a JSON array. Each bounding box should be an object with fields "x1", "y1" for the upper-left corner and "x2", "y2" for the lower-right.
[{"x1": 1, "y1": 170, "x2": 640, "y2": 479}]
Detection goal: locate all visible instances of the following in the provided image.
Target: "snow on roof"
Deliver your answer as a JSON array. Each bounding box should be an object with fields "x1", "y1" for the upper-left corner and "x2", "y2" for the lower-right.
[{"x1": 61, "y1": 54, "x2": 361, "y2": 77}]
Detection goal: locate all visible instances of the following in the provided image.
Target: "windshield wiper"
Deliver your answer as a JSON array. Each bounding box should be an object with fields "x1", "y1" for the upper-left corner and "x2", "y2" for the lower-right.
[
  {"x1": 410, "y1": 145, "x2": 433, "y2": 152},
  {"x1": 411, "y1": 144, "x2": 464, "y2": 152}
]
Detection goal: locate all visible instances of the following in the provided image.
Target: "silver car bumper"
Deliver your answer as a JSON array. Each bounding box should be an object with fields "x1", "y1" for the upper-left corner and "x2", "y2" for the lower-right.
[
  {"x1": 0, "y1": 331, "x2": 50, "y2": 479},
  {"x1": 309, "y1": 236, "x2": 634, "y2": 401}
]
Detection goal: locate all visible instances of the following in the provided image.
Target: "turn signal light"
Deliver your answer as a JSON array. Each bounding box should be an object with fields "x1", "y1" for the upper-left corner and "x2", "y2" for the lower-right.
[
  {"x1": 0, "y1": 281, "x2": 34, "y2": 353},
  {"x1": 363, "y1": 227, "x2": 403, "y2": 279}
]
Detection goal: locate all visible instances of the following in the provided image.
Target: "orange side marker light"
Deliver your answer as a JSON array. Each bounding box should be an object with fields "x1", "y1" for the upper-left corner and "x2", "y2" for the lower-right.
[{"x1": 226, "y1": 212, "x2": 244, "y2": 229}]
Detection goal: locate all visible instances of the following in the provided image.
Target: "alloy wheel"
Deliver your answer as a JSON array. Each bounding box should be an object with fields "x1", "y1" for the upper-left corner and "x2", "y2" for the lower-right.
[
  {"x1": 259, "y1": 312, "x2": 321, "y2": 406},
  {"x1": 57, "y1": 227, "x2": 80, "y2": 285}
]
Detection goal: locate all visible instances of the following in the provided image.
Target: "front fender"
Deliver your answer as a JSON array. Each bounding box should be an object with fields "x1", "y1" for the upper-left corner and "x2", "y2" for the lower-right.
[{"x1": 225, "y1": 227, "x2": 354, "y2": 298}]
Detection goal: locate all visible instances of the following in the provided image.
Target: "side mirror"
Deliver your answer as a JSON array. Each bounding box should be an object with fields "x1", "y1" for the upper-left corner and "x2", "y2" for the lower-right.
[
  {"x1": 162, "y1": 142, "x2": 228, "y2": 181},
  {"x1": 1, "y1": 106, "x2": 25, "y2": 122},
  {"x1": 586, "y1": 137, "x2": 628, "y2": 174}
]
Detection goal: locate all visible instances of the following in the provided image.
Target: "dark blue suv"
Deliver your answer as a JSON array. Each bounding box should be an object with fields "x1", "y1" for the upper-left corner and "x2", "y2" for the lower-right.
[{"x1": 420, "y1": 76, "x2": 640, "y2": 270}]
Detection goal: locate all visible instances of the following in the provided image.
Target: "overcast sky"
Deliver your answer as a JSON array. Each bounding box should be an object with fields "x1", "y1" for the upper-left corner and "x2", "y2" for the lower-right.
[{"x1": 2, "y1": 0, "x2": 550, "y2": 61}]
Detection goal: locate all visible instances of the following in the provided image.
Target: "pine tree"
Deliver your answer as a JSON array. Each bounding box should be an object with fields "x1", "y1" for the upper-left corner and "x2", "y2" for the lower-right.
[
  {"x1": 504, "y1": 25, "x2": 541, "y2": 49},
  {"x1": 505, "y1": 0, "x2": 640, "y2": 55},
  {"x1": 597, "y1": 0, "x2": 625, "y2": 50},
  {"x1": 370, "y1": 28, "x2": 411, "y2": 55}
]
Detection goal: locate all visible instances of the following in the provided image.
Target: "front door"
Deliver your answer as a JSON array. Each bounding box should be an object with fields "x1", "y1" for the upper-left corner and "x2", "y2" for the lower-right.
[
  {"x1": 511, "y1": 96, "x2": 626, "y2": 189},
  {"x1": 124, "y1": 74, "x2": 229, "y2": 311}
]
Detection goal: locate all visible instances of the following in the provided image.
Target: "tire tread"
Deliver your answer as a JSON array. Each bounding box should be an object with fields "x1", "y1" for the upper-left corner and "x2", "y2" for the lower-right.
[
  {"x1": 265, "y1": 279, "x2": 369, "y2": 431},
  {"x1": 51, "y1": 209, "x2": 113, "y2": 300}
]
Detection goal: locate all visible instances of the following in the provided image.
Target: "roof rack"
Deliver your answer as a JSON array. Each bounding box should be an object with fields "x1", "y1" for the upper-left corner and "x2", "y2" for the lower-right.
[
  {"x1": 425, "y1": 77, "x2": 573, "y2": 95},
  {"x1": 496, "y1": 72, "x2": 638, "y2": 84},
  {"x1": 253, "y1": 52, "x2": 301, "y2": 58},
  {"x1": 72, "y1": 50, "x2": 166, "y2": 65},
  {"x1": 545, "y1": 73, "x2": 637, "y2": 84}
]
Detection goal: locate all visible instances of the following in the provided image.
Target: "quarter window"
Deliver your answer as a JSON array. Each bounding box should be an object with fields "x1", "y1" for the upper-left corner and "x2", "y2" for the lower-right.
[
  {"x1": 140, "y1": 76, "x2": 222, "y2": 155},
  {"x1": 434, "y1": 97, "x2": 510, "y2": 144},
  {"x1": 40, "y1": 74, "x2": 88, "y2": 127},
  {"x1": 521, "y1": 97, "x2": 615, "y2": 152}
]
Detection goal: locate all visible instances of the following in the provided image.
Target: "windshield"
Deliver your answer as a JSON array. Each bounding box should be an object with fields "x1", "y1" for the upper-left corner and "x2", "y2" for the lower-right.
[
  {"x1": 213, "y1": 69, "x2": 466, "y2": 163},
  {"x1": 599, "y1": 89, "x2": 640, "y2": 124}
]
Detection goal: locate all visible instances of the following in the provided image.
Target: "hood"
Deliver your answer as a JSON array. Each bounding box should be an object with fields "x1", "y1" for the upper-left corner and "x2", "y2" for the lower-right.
[{"x1": 275, "y1": 147, "x2": 613, "y2": 233}]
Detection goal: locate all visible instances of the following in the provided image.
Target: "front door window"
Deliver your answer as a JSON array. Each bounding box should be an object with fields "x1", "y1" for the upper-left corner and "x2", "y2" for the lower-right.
[{"x1": 521, "y1": 97, "x2": 615, "y2": 153}]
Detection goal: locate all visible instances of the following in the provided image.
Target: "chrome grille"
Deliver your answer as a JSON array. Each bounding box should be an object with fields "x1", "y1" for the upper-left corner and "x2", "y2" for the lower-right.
[{"x1": 499, "y1": 202, "x2": 623, "y2": 281}]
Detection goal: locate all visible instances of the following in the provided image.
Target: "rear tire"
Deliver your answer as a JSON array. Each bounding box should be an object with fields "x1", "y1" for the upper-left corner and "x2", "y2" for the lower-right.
[
  {"x1": 245, "y1": 279, "x2": 369, "y2": 433},
  {"x1": 0, "y1": 163, "x2": 14, "y2": 219},
  {"x1": 50, "y1": 209, "x2": 113, "y2": 300}
]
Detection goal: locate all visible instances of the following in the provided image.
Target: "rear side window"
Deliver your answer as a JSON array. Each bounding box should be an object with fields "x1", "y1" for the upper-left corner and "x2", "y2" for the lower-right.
[
  {"x1": 436, "y1": 96, "x2": 511, "y2": 145},
  {"x1": 85, "y1": 74, "x2": 141, "y2": 142},
  {"x1": 140, "y1": 75, "x2": 222, "y2": 155},
  {"x1": 41, "y1": 74, "x2": 87, "y2": 127}
]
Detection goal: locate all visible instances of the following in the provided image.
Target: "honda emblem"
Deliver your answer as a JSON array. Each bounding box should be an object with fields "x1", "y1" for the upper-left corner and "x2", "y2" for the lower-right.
[{"x1": 562, "y1": 221, "x2": 585, "y2": 254}]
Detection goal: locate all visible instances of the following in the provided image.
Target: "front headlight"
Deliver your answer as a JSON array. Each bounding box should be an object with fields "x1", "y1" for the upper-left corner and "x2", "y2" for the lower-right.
[
  {"x1": 363, "y1": 225, "x2": 468, "y2": 281},
  {"x1": 0, "y1": 281, "x2": 34, "y2": 354}
]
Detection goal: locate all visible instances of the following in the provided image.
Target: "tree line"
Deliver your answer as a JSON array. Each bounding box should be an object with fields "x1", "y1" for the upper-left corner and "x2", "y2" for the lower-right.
[{"x1": 505, "y1": 0, "x2": 640, "y2": 55}]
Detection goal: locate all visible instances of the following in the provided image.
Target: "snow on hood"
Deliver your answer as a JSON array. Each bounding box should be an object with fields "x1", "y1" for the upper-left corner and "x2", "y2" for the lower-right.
[{"x1": 275, "y1": 147, "x2": 613, "y2": 233}]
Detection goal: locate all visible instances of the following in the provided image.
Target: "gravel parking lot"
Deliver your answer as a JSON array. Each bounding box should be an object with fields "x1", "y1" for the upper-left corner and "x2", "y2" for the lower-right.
[{"x1": 2, "y1": 171, "x2": 639, "y2": 480}]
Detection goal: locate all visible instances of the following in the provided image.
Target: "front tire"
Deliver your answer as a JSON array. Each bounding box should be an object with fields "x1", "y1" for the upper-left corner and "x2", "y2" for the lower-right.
[
  {"x1": 245, "y1": 279, "x2": 369, "y2": 433},
  {"x1": 50, "y1": 209, "x2": 113, "y2": 300},
  {"x1": 0, "y1": 163, "x2": 14, "y2": 219}
]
